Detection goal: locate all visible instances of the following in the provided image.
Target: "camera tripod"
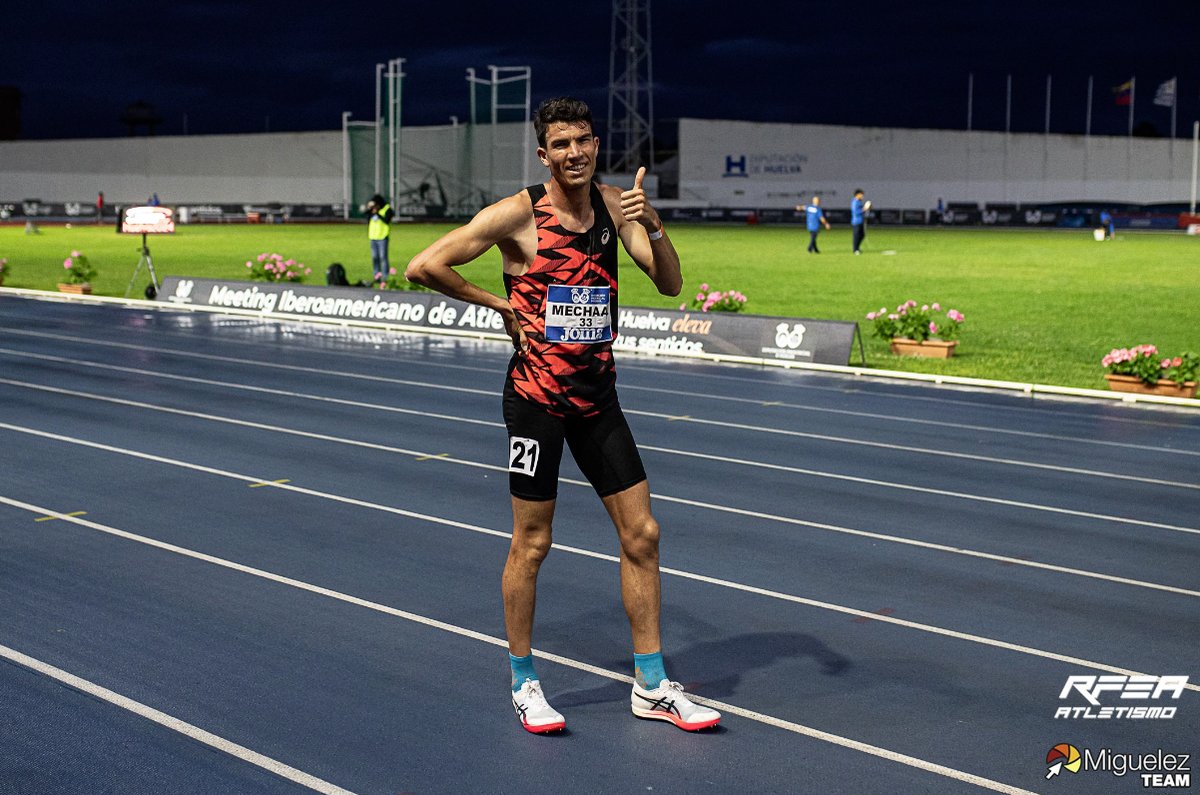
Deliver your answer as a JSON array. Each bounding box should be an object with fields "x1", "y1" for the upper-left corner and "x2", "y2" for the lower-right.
[{"x1": 124, "y1": 232, "x2": 160, "y2": 298}]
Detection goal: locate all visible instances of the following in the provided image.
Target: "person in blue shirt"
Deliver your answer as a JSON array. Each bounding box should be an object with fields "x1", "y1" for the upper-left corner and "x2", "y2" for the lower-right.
[
  {"x1": 1099, "y1": 210, "x2": 1115, "y2": 240},
  {"x1": 797, "y1": 195, "x2": 831, "y2": 253},
  {"x1": 851, "y1": 189, "x2": 871, "y2": 254}
]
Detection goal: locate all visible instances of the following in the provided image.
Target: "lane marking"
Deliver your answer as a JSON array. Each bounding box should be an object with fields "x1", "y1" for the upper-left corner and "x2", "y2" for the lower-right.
[
  {"x1": 1, "y1": 332, "x2": 1193, "y2": 454},
  {"x1": 249, "y1": 479, "x2": 290, "y2": 488},
  {"x1": 626, "y1": 410, "x2": 1200, "y2": 491},
  {"x1": 639, "y1": 444, "x2": 1200, "y2": 536},
  {"x1": 414, "y1": 453, "x2": 449, "y2": 461},
  {"x1": 622, "y1": 382, "x2": 1200, "y2": 458},
  {"x1": 35, "y1": 510, "x2": 86, "y2": 522},
  {"x1": 0, "y1": 642, "x2": 354, "y2": 795},
  {"x1": 2, "y1": 346, "x2": 1193, "y2": 491},
  {"x1": 3, "y1": 437, "x2": 1198, "y2": 688},
  {"x1": 2, "y1": 377, "x2": 1196, "y2": 539},
  {"x1": 0, "y1": 498, "x2": 1042, "y2": 793},
  {"x1": 3, "y1": 412, "x2": 1199, "y2": 599}
]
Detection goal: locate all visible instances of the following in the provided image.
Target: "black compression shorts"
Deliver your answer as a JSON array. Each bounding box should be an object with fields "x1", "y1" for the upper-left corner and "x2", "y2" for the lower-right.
[{"x1": 502, "y1": 377, "x2": 647, "y2": 502}]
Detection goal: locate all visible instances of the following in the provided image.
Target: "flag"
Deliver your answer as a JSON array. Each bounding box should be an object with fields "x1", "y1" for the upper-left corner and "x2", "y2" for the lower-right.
[
  {"x1": 1153, "y1": 77, "x2": 1176, "y2": 107},
  {"x1": 1113, "y1": 79, "x2": 1133, "y2": 106}
]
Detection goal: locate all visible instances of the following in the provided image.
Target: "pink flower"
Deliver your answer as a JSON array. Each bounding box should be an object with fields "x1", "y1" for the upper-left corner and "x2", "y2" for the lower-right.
[
  {"x1": 63, "y1": 259, "x2": 73, "y2": 269},
  {"x1": 678, "y1": 303, "x2": 686, "y2": 310},
  {"x1": 921, "y1": 304, "x2": 929, "y2": 312},
  {"x1": 695, "y1": 292, "x2": 705, "y2": 302},
  {"x1": 257, "y1": 253, "x2": 266, "y2": 262},
  {"x1": 699, "y1": 283, "x2": 709, "y2": 291},
  {"x1": 888, "y1": 313, "x2": 899, "y2": 320},
  {"x1": 305, "y1": 268, "x2": 312, "y2": 275},
  {"x1": 1173, "y1": 357, "x2": 1183, "y2": 367},
  {"x1": 866, "y1": 311, "x2": 877, "y2": 320},
  {"x1": 71, "y1": 250, "x2": 81, "y2": 257},
  {"x1": 947, "y1": 309, "x2": 964, "y2": 322},
  {"x1": 932, "y1": 302, "x2": 941, "y2": 310},
  {"x1": 929, "y1": 322, "x2": 938, "y2": 334},
  {"x1": 1161, "y1": 359, "x2": 1172, "y2": 369}
]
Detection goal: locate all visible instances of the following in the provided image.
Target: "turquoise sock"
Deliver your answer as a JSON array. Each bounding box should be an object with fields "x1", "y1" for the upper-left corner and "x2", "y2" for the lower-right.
[
  {"x1": 510, "y1": 653, "x2": 538, "y2": 692},
  {"x1": 633, "y1": 651, "x2": 667, "y2": 689}
]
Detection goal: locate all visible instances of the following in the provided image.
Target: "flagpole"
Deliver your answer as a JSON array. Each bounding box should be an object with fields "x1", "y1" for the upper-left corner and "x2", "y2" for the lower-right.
[
  {"x1": 1005, "y1": 74, "x2": 1012, "y2": 133},
  {"x1": 1191, "y1": 120, "x2": 1198, "y2": 214},
  {"x1": 1086, "y1": 76, "x2": 1093, "y2": 136},
  {"x1": 1128, "y1": 76, "x2": 1135, "y2": 137},
  {"x1": 1044, "y1": 75, "x2": 1052, "y2": 134},
  {"x1": 967, "y1": 72, "x2": 973, "y2": 131}
]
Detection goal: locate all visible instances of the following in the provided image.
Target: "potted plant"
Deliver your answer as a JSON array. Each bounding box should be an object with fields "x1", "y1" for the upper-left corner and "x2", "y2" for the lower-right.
[
  {"x1": 245, "y1": 252, "x2": 311, "y2": 282},
  {"x1": 1102, "y1": 345, "x2": 1198, "y2": 399},
  {"x1": 58, "y1": 251, "x2": 97, "y2": 294},
  {"x1": 866, "y1": 300, "x2": 964, "y2": 358},
  {"x1": 679, "y1": 283, "x2": 748, "y2": 313}
]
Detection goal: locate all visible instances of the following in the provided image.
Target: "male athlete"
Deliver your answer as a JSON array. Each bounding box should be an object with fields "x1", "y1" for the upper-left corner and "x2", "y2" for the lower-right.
[{"x1": 406, "y1": 97, "x2": 720, "y2": 734}]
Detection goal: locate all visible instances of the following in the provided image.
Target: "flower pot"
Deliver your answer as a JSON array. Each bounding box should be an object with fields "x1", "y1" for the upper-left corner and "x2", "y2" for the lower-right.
[
  {"x1": 57, "y1": 283, "x2": 93, "y2": 295},
  {"x1": 889, "y1": 338, "x2": 957, "y2": 358},
  {"x1": 1104, "y1": 374, "x2": 1197, "y2": 399}
]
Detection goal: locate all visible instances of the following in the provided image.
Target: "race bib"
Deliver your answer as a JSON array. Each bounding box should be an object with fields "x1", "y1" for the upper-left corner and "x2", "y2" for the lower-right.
[{"x1": 544, "y1": 284, "x2": 612, "y2": 344}]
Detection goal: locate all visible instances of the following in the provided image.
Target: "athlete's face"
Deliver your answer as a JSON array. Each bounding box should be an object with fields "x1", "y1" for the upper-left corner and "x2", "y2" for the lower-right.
[{"x1": 538, "y1": 121, "x2": 598, "y2": 188}]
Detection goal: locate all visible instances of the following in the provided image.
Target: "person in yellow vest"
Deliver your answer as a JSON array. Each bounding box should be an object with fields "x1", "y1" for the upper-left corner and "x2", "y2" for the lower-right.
[{"x1": 366, "y1": 194, "x2": 394, "y2": 284}]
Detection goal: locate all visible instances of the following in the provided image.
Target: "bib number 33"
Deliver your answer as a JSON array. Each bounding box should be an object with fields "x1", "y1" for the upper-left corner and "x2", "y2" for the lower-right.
[{"x1": 508, "y1": 437, "x2": 540, "y2": 476}]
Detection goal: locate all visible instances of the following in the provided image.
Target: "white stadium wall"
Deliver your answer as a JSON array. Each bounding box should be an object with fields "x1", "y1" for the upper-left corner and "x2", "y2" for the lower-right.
[
  {"x1": 0, "y1": 123, "x2": 542, "y2": 207},
  {"x1": 678, "y1": 118, "x2": 1193, "y2": 208},
  {"x1": 1, "y1": 119, "x2": 1190, "y2": 210},
  {"x1": 0, "y1": 132, "x2": 344, "y2": 204}
]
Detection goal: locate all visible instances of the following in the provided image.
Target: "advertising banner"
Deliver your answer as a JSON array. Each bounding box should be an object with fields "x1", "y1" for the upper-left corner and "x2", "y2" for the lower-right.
[{"x1": 157, "y1": 277, "x2": 863, "y2": 366}]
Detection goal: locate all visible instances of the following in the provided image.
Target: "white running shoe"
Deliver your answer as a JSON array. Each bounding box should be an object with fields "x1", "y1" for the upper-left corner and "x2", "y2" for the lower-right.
[
  {"x1": 512, "y1": 679, "x2": 565, "y2": 734},
  {"x1": 631, "y1": 679, "x2": 721, "y2": 731}
]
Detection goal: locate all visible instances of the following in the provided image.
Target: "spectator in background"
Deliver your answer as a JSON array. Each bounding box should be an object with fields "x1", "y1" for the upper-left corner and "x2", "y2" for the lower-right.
[
  {"x1": 366, "y1": 193, "x2": 394, "y2": 284},
  {"x1": 797, "y1": 195, "x2": 831, "y2": 253},
  {"x1": 851, "y1": 188, "x2": 871, "y2": 254},
  {"x1": 148, "y1": 193, "x2": 160, "y2": 206},
  {"x1": 96, "y1": 191, "x2": 104, "y2": 224},
  {"x1": 1100, "y1": 210, "x2": 1115, "y2": 240}
]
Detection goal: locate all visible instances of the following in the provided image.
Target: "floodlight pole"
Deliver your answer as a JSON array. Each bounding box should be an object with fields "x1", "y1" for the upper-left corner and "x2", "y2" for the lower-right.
[
  {"x1": 374, "y1": 63, "x2": 384, "y2": 195},
  {"x1": 607, "y1": 0, "x2": 654, "y2": 174}
]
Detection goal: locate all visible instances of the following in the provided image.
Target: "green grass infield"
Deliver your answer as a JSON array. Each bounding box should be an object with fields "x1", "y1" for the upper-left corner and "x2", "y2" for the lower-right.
[{"x1": 1, "y1": 221, "x2": 1196, "y2": 391}]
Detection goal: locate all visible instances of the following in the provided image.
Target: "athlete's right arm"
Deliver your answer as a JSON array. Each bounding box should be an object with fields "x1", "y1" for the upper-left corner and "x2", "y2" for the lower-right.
[{"x1": 406, "y1": 194, "x2": 530, "y2": 351}]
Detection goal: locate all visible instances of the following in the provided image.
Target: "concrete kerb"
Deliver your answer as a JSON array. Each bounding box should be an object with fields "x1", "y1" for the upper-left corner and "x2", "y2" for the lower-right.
[{"x1": 3, "y1": 285, "x2": 1197, "y2": 411}]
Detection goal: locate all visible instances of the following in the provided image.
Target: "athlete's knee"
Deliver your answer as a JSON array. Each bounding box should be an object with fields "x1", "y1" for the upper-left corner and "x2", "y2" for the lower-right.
[
  {"x1": 510, "y1": 523, "x2": 553, "y2": 567},
  {"x1": 619, "y1": 516, "x2": 660, "y2": 563}
]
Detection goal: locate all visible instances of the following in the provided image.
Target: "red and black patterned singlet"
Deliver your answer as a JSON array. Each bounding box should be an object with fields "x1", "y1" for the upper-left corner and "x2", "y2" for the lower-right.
[{"x1": 505, "y1": 182, "x2": 620, "y2": 416}]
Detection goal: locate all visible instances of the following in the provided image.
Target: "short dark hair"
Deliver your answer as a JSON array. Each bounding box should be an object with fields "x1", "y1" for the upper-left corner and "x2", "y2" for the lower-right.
[
  {"x1": 854, "y1": 189, "x2": 864, "y2": 197},
  {"x1": 533, "y1": 97, "x2": 593, "y2": 147}
]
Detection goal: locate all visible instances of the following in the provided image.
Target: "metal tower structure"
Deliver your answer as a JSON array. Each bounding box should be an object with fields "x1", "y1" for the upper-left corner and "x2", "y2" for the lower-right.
[{"x1": 606, "y1": 0, "x2": 654, "y2": 174}]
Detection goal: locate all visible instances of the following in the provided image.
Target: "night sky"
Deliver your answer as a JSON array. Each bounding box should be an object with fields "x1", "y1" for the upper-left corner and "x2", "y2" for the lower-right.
[{"x1": 7, "y1": 1, "x2": 1198, "y2": 146}]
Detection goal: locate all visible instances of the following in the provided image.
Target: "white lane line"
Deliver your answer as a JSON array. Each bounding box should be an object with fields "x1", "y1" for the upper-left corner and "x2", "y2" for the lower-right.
[
  {"x1": 5, "y1": 346, "x2": 1190, "y2": 491},
  {"x1": 621, "y1": 382, "x2": 1200, "y2": 457},
  {"x1": 3, "y1": 376, "x2": 1197, "y2": 539},
  {"x1": 619, "y1": 357, "x2": 1200, "y2": 426},
  {"x1": 626, "y1": 408, "x2": 1200, "y2": 490},
  {"x1": 0, "y1": 643, "x2": 355, "y2": 795},
  {"x1": 2, "y1": 327, "x2": 1193, "y2": 449},
  {"x1": 5, "y1": 419, "x2": 1197, "y2": 600},
  {"x1": 638, "y1": 444, "x2": 1200, "y2": 536},
  {"x1": 3, "y1": 431, "x2": 1198, "y2": 688},
  {"x1": 0, "y1": 499, "x2": 1060, "y2": 794}
]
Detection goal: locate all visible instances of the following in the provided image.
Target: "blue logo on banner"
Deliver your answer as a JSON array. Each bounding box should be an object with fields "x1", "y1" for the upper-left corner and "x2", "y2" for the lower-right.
[{"x1": 723, "y1": 155, "x2": 748, "y2": 178}]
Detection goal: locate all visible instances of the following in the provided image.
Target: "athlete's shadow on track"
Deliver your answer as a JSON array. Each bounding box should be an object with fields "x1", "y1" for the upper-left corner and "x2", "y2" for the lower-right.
[{"x1": 546, "y1": 610, "x2": 851, "y2": 709}]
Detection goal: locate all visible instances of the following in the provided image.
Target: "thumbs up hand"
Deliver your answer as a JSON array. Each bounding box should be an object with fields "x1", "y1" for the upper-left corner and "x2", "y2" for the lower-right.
[{"x1": 620, "y1": 166, "x2": 659, "y2": 230}]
